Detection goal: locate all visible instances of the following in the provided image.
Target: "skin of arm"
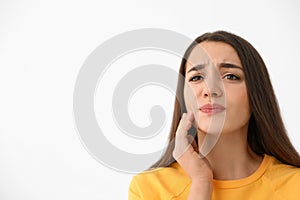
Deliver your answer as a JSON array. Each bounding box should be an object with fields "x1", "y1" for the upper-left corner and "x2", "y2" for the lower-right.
[
  {"x1": 173, "y1": 112, "x2": 213, "y2": 200},
  {"x1": 188, "y1": 180, "x2": 213, "y2": 200}
]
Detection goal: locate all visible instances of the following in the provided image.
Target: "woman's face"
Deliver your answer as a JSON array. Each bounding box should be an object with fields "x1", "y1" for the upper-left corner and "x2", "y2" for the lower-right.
[{"x1": 184, "y1": 41, "x2": 251, "y2": 135}]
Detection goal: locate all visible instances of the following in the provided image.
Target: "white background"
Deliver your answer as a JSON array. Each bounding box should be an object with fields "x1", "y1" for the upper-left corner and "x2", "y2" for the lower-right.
[{"x1": 1, "y1": 0, "x2": 300, "y2": 199}]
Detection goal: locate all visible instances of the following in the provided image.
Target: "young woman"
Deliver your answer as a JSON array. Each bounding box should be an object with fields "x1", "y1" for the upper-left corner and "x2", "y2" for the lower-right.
[{"x1": 128, "y1": 31, "x2": 300, "y2": 200}]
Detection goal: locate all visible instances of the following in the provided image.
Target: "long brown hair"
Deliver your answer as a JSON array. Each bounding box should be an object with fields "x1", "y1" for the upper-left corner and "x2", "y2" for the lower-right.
[{"x1": 151, "y1": 30, "x2": 300, "y2": 168}]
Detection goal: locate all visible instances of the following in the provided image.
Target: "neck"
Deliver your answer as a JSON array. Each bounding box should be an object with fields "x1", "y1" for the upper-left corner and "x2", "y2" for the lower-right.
[{"x1": 197, "y1": 125, "x2": 263, "y2": 180}]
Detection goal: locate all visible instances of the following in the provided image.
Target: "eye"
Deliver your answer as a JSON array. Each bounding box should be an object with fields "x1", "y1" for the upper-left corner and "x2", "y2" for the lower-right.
[
  {"x1": 189, "y1": 75, "x2": 204, "y2": 82},
  {"x1": 223, "y1": 74, "x2": 240, "y2": 80}
]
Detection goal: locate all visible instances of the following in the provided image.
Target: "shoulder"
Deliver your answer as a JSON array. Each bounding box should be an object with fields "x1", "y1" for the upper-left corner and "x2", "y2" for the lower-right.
[
  {"x1": 128, "y1": 162, "x2": 191, "y2": 200},
  {"x1": 263, "y1": 155, "x2": 300, "y2": 198},
  {"x1": 264, "y1": 156, "x2": 300, "y2": 181}
]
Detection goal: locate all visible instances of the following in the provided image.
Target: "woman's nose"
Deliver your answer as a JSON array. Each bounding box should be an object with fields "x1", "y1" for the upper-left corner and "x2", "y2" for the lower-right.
[{"x1": 202, "y1": 75, "x2": 223, "y2": 99}]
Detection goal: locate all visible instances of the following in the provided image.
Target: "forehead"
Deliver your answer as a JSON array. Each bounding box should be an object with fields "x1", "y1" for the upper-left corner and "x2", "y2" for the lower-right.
[{"x1": 186, "y1": 41, "x2": 242, "y2": 70}]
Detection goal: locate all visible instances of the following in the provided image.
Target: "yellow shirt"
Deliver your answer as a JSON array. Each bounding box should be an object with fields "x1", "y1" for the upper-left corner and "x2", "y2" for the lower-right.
[{"x1": 128, "y1": 155, "x2": 300, "y2": 200}]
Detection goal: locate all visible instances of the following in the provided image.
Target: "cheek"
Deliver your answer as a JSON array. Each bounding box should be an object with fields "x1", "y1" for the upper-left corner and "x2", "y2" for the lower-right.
[
  {"x1": 225, "y1": 86, "x2": 251, "y2": 125},
  {"x1": 183, "y1": 83, "x2": 202, "y2": 111}
]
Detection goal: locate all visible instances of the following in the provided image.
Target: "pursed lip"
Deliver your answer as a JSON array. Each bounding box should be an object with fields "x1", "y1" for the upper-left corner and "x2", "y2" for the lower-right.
[{"x1": 199, "y1": 103, "x2": 225, "y2": 114}]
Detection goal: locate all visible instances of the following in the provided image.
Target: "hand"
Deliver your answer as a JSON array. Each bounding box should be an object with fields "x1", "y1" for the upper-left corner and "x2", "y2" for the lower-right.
[{"x1": 172, "y1": 112, "x2": 213, "y2": 182}]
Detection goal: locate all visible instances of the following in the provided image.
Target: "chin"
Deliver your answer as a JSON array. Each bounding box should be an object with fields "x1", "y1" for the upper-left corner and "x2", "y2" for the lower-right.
[{"x1": 196, "y1": 124, "x2": 222, "y2": 136}]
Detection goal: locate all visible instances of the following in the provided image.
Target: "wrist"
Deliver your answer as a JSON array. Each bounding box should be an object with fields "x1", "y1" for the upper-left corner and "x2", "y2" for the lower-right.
[
  {"x1": 191, "y1": 175, "x2": 213, "y2": 183},
  {"x1": 191, "y1": 178, "x2": 213, "y2": 189}
]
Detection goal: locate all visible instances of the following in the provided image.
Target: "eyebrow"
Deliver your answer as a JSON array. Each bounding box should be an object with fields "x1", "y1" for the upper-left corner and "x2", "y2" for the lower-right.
[
  {"x1": 187, "y1": 62, "x2": 243, "y2": 73},
  {"x1": 220, "y1": 63, "x2": 243, "y2": 70},
  {"x1": 187, "y1": 64, "x2": 206, "y2": 73}
]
